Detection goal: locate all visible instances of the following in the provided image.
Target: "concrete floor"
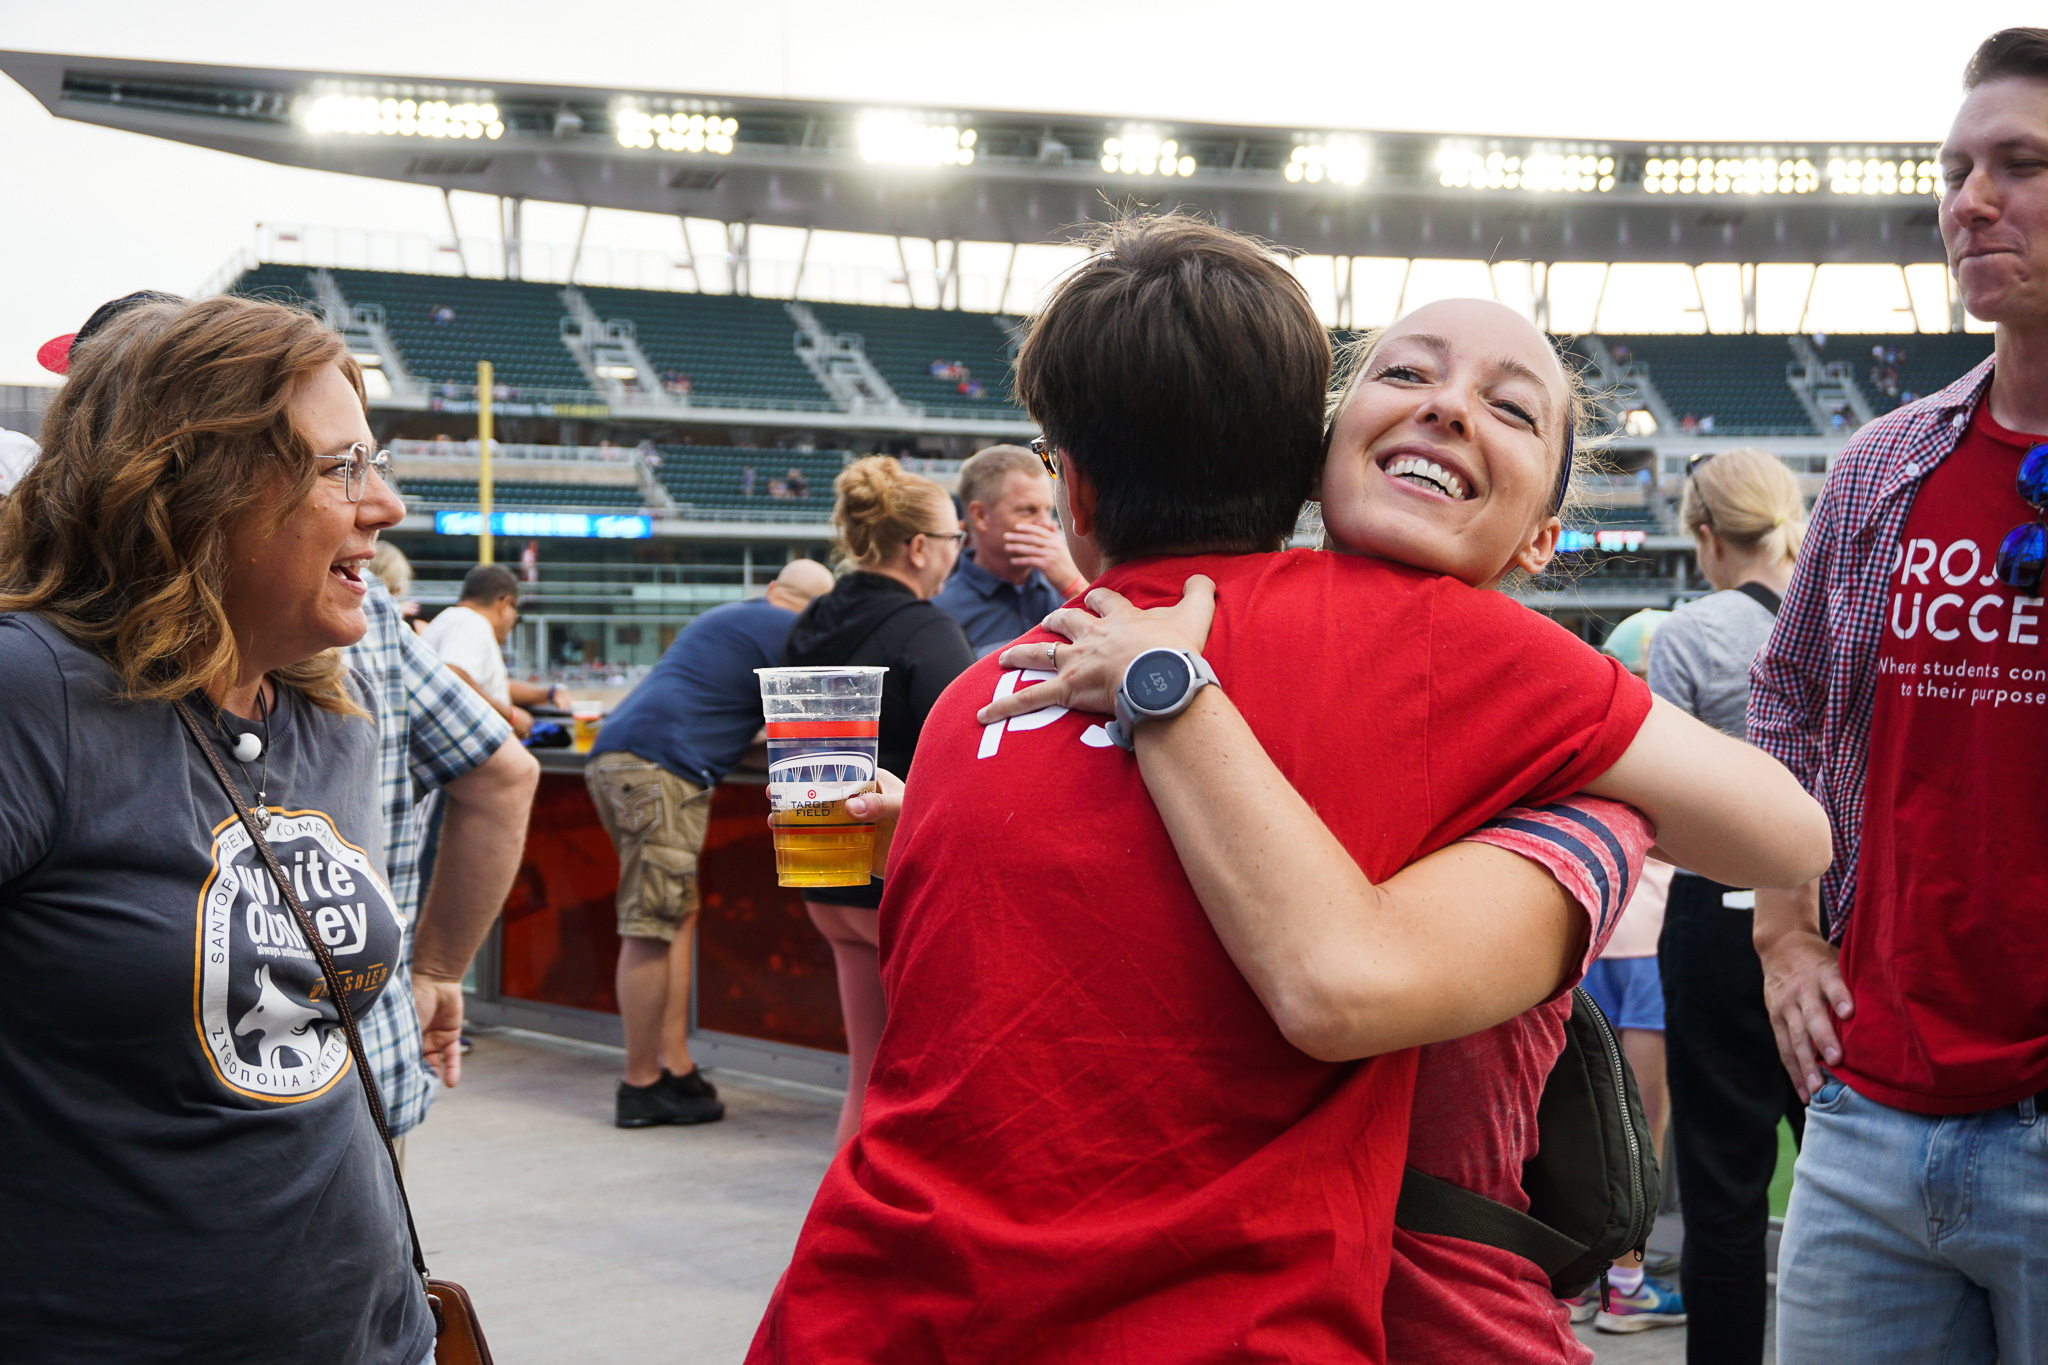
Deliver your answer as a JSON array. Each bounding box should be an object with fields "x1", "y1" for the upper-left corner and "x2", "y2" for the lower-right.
[{"x1": 410, "y1": 1030, "x2": 1750, "y2": 1364}]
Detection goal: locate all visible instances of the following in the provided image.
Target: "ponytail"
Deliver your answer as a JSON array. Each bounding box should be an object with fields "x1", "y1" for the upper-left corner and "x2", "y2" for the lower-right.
[{"x1": 1679, "y1": 447, "x2": 1806, "y2": 565}]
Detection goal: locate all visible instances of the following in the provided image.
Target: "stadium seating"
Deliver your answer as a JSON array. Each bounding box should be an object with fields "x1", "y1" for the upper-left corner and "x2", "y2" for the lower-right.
[
  {"x1": 326, "y1": 270, "x2": 590, "y2": 393},
  {"x1": 231, "y1": 263, "x2": 321, "y2": 310},
  {"x1": 1600, "y1": 334, "x2": 1816, "y2": 436},
  {"x1": 1812, "y1": 333, "x2": 1995, "y2": 415},
  {"x1": 806, "y1": 302, "x2": 1023, "y2": 418},
  {"x1": 578, "y1": 289, "x2": 833, "y2": 409},
  {"x1": 397, "y1": 478, "x2": 648, "y2": 510},
  {"x1": 652, "y1": 445, "x2": 846, "y2": 515}
]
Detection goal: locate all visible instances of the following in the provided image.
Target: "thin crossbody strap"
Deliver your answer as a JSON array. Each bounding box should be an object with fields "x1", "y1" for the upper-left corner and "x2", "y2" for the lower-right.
[{"x1": 174, "y1": 698, "x2": 433, "y2": 1288}]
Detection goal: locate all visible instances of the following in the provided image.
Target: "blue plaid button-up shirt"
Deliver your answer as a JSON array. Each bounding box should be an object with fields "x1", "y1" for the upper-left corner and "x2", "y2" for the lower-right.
[
  {"x1": 345, "y1": 580, "x2": 513, "y2": 1135},
  {"x1": 1749, "y1": 357, "x2": 1996, "y2": 942}
]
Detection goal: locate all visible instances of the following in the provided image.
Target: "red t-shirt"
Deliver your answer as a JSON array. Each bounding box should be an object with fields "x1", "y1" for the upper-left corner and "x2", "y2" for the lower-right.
[
  {"x1": 1845, "y1": 399, "x2": 2048, "y2": 1114},
  {"x1": 747, "y1": 550, "x2": 1651, "y2": 1364},
  {"x1": 1392, "y1": 800, "x2": 1654, "y2": 1364}
]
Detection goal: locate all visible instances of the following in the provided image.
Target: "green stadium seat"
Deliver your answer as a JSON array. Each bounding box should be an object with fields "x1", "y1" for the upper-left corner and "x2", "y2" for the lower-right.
[{"x1": 1601, "y1": 334, "x2": 1817, "y2": 437}]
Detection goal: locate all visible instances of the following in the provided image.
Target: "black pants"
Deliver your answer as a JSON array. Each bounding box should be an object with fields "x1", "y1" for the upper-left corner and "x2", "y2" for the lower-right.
[{"x1": 1658, "y1": 875, "x2": 1806, "y2": 1365}]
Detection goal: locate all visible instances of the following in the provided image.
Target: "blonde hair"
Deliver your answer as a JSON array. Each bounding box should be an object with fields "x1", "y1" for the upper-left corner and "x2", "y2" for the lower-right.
[
  {"x1": 367, "y1": 540, "x2": 413, "y2": 598},
  {"x1": 957, "y1": 444, "x2": 1043, "y2": 513},
  {"x1": 1680, "y1": 447, "x2": 1806, "y2": 564},
  {"x1": 831, "y1": 456, "x2": 952, "y2": 570},
  {"x1": 0, "y1": 295, "x2": 365, "y2": 716}
]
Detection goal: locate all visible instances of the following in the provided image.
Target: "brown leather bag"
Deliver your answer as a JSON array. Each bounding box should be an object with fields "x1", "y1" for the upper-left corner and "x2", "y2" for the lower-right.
[{"x1": 177, "y1": 700, "x2": 495, "y2": 1365}]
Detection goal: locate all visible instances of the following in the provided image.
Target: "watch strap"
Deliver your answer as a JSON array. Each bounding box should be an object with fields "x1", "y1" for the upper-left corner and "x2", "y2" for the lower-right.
[{"x1": 1108, "y1": 650, "x2": 1217, "y2": 751}]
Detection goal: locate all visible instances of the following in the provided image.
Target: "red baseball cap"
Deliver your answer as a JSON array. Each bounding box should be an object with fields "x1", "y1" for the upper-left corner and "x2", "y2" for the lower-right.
[
  {"x1": 37, "y1": 290, "x2": 187, "y2": 376},
  {"x1": 36, "y1": 333, "x2": 77, "y2": 376}
]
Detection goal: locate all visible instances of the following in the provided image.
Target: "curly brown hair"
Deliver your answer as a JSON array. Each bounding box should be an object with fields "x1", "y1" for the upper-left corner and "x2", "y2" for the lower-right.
[{"x1": 0, "y1": 294, "x2": 368, "y2": 715}]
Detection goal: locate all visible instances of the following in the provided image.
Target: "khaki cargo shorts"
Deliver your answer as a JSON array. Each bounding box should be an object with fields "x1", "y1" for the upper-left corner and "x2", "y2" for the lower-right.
[{"x1": 585, "y1": 751, "x2": 714, "y2": 942}]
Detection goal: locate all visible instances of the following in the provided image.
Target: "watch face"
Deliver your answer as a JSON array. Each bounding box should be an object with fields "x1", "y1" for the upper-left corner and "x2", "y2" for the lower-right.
[{"x1": 1129, "y1": 650, "x2": 1192, "y2": 711}]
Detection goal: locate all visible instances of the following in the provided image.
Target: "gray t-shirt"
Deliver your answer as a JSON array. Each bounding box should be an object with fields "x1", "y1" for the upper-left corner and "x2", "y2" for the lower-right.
[
  {"x1": 0, "y1": 616, "x2": 432, "y2": 1364},
  {"x1": 1647, "y1": 587, "x2": 1778, "y2": 741}
]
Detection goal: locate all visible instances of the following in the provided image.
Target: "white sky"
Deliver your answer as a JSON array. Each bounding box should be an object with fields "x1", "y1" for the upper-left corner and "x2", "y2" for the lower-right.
[{"x1": 0, "y1": 0, "x2": 2031, "y2": 385}]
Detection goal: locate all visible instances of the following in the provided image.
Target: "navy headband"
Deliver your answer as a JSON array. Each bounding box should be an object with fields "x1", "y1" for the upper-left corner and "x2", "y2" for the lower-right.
[{"x1": 1551, "y1": 420, "x2": 1575, "y2": 514}]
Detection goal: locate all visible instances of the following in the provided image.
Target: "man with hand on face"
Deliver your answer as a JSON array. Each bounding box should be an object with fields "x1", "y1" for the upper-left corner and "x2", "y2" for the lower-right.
[
  {"x1": 933, "y1": 444, "x2": 1089, "y2": 655},
  {"x1": 1752, "y1": 27, "x2": 2048, "y2": 1363}
]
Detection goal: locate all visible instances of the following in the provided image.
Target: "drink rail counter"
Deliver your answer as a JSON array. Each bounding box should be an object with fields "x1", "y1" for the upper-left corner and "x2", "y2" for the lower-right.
[{"x1": 465, "y1": 747, "x2": 851, "y2": 1089}]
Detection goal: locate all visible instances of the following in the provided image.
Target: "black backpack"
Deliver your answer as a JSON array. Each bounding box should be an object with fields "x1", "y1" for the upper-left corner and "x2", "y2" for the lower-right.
[{"x1": 1394, "y1": 987, "x2": 1661, "y2": 1299}]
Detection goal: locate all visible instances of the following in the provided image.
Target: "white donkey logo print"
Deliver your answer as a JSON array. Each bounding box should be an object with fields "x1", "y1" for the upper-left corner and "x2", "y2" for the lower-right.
[{"x1": 233, "y1": 965, "x2": 324, "y2": 1069}]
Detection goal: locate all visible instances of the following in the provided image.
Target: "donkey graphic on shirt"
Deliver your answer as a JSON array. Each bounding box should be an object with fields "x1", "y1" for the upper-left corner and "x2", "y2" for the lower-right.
[{"x1": 193, "y1": 809, "x2": 403, "y2": 1102}]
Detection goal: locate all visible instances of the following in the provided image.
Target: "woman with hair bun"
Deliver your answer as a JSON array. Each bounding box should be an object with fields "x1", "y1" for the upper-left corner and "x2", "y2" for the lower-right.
[
  {"x1": 1652, "y1": 446, "x2": 1808, "y2": 1365},
  {"x1": 781, "y1": 455, "x2": 974, "y2": 1145}
]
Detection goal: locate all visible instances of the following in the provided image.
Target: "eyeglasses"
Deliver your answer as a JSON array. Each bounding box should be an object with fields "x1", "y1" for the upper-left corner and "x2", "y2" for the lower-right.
[
  {"x1": 920, "y1": 528, "x2": 969, "y2": 544},
  {"x1": 313, "y1": 442, "x2": 394, "y2": 502},
  {"x1": 1687, "y1": 452, "x2": 1716, "y2": 477},
  {"x1": 1996, "y1": 443, "x2": 2048, "y2": 590},
  {"x1": 1030, "y1": 436, "x2": 1061, "y2": 479}
]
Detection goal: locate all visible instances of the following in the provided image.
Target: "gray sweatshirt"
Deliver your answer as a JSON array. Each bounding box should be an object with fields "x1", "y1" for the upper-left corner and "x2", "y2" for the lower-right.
[{"x1": 1647, "y1": 587, "x2": 1778, "y2": 740}]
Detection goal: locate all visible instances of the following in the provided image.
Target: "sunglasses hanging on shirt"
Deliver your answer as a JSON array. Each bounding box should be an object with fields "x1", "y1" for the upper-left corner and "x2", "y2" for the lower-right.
[{"x1": 1995, "y1": 443, "x2": 2048, "y2": 591}]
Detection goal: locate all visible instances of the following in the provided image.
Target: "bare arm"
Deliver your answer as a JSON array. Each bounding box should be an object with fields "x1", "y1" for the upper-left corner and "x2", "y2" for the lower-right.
[
  {"x1": 1134, "y1": 687, "x2": 1589, "y2": 1059},
  {"x1": 507, "y1": 679, "x2": 570, "y2": 709},
  {"x1": 1755, "y1": 880, "x2": 1854, "y2": 1101},
  {"x1": 411, "y1": 737, "x2": 541, "y2": 1084},
  {"x1": 445, "y1": 663, "x2": 533, "y2": 739},
  {"x1": 1578, "y1": 697, "x2": 1832, "y2": 889}
]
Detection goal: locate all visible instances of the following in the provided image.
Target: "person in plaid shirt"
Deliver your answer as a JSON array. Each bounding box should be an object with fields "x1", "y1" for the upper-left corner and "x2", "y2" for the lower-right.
[
  {"x1": 346, "y1": 576, "x2": 538, "y2": 1142},
  {"x1": 1751, "y1": 29, "x2": 2048, "y2": 1362}
]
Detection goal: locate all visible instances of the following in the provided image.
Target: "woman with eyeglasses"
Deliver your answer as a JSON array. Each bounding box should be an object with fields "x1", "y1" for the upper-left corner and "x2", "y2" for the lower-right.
[
  {"x1": 782, "y1": 455, "x2": 974, "y2": 1145},
  {"x1": 0, "y1": 295, "x2": 432, "y2": 1363},
  {"x1": 1651, "y1": 447, "x2": 1807, "y2": 1365}
]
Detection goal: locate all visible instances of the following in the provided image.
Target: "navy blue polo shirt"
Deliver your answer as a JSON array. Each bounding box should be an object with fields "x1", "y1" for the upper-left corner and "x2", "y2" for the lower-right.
[{"x1": 932, "y1": 553, "x2": 1069, "y2": 656}]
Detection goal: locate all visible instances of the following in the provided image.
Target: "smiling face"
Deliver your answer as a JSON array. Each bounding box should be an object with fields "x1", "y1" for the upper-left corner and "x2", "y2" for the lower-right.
[
  {"x1": 219, "y1": 364, "x2": 405, "y2": 680},
  {"x1": 1942, "y1": 77, "x2": 2048, "y2": 327},
  {"x1": 1319, "y1": 299, "x2": 1568, "y2": 587}
]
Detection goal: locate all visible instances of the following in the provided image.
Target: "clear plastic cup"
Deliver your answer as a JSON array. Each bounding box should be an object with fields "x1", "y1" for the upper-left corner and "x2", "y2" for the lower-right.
[
  {"x1": 571, "y1": 705, "x2": 603, "y2": 754},
  {"x1": 755, "y1": 666, "x2": 888, "y2": 888}
]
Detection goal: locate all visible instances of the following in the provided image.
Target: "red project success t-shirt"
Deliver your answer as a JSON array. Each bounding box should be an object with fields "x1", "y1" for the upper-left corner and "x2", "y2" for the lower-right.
[
  {"x1": 747, "y1": 550, "x2": 1652, "y2": 1365},
  {"x1": 1845, "y1": 399, "x2": 2048, "y2": 1114}
]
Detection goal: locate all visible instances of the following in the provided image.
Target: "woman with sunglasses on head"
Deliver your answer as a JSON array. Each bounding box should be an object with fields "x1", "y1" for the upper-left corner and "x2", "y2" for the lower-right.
[
  {"x1": 0, "y1": 295, "x2": 432, "y2": 1364},
  {"x1": 1649, "y1": 447, "x2": 1807, "y2": 1364},
  {"x1": 781, "y1": 455, "x2": 975, "y2": 1146}
]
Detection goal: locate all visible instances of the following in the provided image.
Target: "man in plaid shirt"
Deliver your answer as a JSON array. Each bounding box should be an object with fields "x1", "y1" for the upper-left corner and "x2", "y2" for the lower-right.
[
  {"x1": 1751, "y1": 29, "x2": 2048, "y2": 1362},
  {"x1": 346, "y1": 577, "x2": 538, "y2": 1143}
]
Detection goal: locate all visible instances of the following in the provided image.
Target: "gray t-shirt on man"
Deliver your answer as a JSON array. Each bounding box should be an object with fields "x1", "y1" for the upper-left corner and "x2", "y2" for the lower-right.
[
  {"x1": 1647, "y1": 587, "x2": 1778, "y2": 740},
  {"x1": 0, "y1": 615, "x2": 432, "y2": 1364}
]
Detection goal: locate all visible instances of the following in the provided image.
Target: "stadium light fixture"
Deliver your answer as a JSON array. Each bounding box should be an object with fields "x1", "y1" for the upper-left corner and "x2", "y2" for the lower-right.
[
  {"x1": 299, "y1": 90, "x2": 502, "y2": 140},
  {"x1": 1100, "y1": 129, "x2": 1195, "y2": 178},
  {"x1": 857, "y1": 111, "x2": 976, "y2": 166},
  {"x1": 612, "y1": 100, "x2": 736, "y2": 154},
  {"x1": 1641, "y1": 153, "x2": 1818, "y2": 195},
  {"x1": 1436, "y1": 142, "x2": 1614, "y2": 193},
  {"x1": 1285, "y1": 136, "x2": 1369, "y2": 187},
  {"x1": 1825, "y1": 150, "x2": 1940, "y2": 196}
]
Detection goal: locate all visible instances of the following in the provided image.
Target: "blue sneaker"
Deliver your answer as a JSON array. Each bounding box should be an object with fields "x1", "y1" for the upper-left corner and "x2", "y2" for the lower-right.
[{"x1": 1594, "y1": 1275, "x2": 1686, "y2": 1333}]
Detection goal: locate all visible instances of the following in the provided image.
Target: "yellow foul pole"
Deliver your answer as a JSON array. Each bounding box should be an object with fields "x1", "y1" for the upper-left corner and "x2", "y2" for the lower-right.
[{"x1": 476, "y1": 359, "x2": 495, "y2": 565}]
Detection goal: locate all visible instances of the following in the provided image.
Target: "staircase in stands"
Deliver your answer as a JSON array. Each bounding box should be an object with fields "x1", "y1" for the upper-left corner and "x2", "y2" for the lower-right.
[
  {"x1": 558, "y1": 287, "x2": 673, "y2": 405},
  {"x1": 310, "y1": 269, "x2": 419, "y2": 396},
  {"x1": 785, "y1": 302, "x2": 915, "y2": 416}
]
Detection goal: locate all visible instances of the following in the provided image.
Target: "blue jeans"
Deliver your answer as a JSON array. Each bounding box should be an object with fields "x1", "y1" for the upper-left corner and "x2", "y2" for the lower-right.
[{"x1": 1776, "y1": 1077, "x2": 2048, "y2": 1363}]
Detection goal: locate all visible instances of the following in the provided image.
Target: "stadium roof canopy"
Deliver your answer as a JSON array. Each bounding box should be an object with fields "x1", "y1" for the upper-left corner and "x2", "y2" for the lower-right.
[{"x1": 2, "y1": 49, "x2": 1948, "y2": 266}]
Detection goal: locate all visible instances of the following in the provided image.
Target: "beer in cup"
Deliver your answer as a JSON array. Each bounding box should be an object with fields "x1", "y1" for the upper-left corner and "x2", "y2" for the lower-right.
[
  {"x1": 755, "y1": 666, "x2": 887, "y2": 888},
  {"x1": 571, "y1": 704, "x2": 603, "y2": 754}
]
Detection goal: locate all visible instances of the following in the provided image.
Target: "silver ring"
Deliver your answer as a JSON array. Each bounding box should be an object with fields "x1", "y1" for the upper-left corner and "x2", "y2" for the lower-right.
[{"x1": 1046, "y1": 641, "x2": 1058, "y2": 668}]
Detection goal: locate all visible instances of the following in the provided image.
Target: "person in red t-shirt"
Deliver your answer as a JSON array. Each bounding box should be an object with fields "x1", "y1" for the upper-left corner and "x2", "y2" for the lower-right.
[
  {"x1": 1752, "y1": 32, "x2": 2048, "y2": 1363},
  {"x1": 987, "y1": 302, "x2": 1829, "y2": 1364},
  {"x1": 750, "y1": 219, "x2": 1829, "y2": 1365}
]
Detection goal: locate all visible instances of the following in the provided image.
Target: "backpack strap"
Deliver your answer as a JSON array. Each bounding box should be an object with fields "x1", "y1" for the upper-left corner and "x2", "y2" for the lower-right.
[
  {"x1": 1735, "y1": 581, "x2": 1782, "y2": 616},
  {"x1": 1395, "y1": 1167, "x2": 1588, "y2": 1277}
]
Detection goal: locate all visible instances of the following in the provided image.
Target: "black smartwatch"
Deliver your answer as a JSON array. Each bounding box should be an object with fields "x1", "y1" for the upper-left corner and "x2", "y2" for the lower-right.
[{"x1": 1106, "y1": 648, "x2": 1220, "y2": 751}]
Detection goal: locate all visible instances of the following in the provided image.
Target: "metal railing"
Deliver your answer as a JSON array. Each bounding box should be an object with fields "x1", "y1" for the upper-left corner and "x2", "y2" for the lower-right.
[{"x1": 391, "y1": 438, "x2": 637, "y2": 465}]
